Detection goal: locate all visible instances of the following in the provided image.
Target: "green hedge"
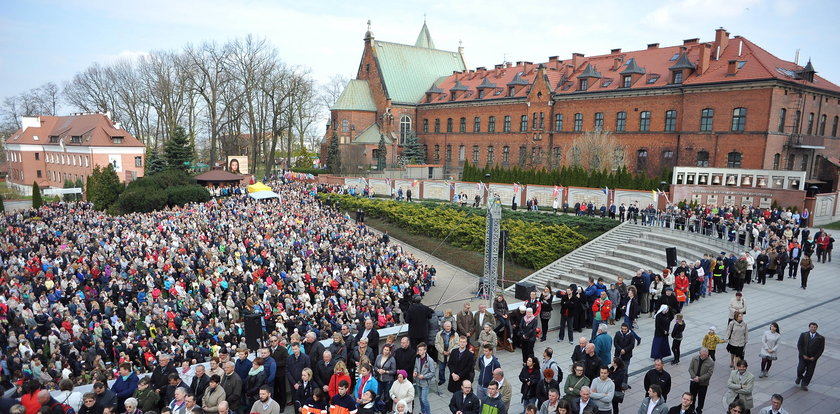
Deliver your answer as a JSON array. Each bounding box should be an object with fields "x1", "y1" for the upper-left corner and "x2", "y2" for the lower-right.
[
  {"x1": 322, "y1": 194, "x2": 611, "y2": 270},
  {"x1": 166, "y1": 185, "x2": 211, "y2": 206},
  {"x1": 116, "y1": 170, "x2": 210, "y2": 214},
  {"x1": 290, "y1": 167, "x2": 325, "y2": 176},
  {"x1": 462, "y1": 161, "x2": 670, "y2": 191}
]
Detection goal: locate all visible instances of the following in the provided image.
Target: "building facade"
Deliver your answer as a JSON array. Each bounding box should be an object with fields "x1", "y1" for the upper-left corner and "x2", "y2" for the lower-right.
[
  {"x1": 326, "y1": 25, "x2": 840, "y2": 191},
  {"x1": 5, "y1": 113, "x2": 146, "y2": 195}
]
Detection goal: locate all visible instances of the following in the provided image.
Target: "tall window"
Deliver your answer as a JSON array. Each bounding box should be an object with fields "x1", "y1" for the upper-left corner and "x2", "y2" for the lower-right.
[
  {"x1": 552, "y1": 147, "x2": 562, "y2": 166},
  {"x1": 341, "y1": 119, "x2": 349, "y2": 132},
  {"x1": 636, "y1": 149, "x2": 648, "y2": 172},
  {"x1": 488, "y1": 116, "x2": 496, "y2": 132},
  {"x1": 594, "y1": 112, "x2": 604, "y2": 130},
  {"x1": 615, "y1": 111, "x2": 626, "y2": 132},
  {"x1": 459, "y1": 144, "x2": 466, "y2": 161},
  {"x1": 135, "y1": 156, "x2": 142, "y2": 167},
  {"x1": 773, "y1": 153, "x2": 780, "y2": 169},
  {"x1": 786, "y1": 154, "x2": 795, "y2": 170},
  {"x1": 434, "y1": 119, "x2": 440, "y2": 133},
  {"x1": 731, "y1": 107, "x2": 747, "y2": 132},
  {"x1": 727, "y1": 151, "x2": 742, "y2": 168},
  {"x1": 777, "y1": 108, "x2": 786, "y2": 132},
  {"x1": 518, "y1": 145, "x2": 527, "y2": 166},
  {"x1": 664, "y1": 110, "x2": 677, "y2": 132},
  {"x1": 574, "y1": 113, "x2": 583, "y2": 132},
  {"x1": 447, "y1": 118, "x2": 453, "y2": 132},
  {"x1": 672, "y1": 71, "x2": 683, "y2": 84},
  {"x1": 446, "y1": 144, "x2": 452, "y2": 161},
  {"x1": 474, "y1": 117, "x2": 481, "y2": 132},
  {"x1": 520, "y1": 115, "x2": 528, "y2": 132},
  {"x1": 639, "y1": 111, "x2": 651, "y2": 131},
  {"x1": 700, "y1": 108, "x2": 714, "y2": 132},
  {"x1": 459, "y1": 117, "x2": 466, "y2": 133},
  {"x1": 833, "y1": 116, "x2": 839, "y2": 137},
  {"x1": 503, "y1": 116, "x2": 511, "y2": 132},
  {"x1": 472, "y1": 145, "x2": 480, "y2": 163},
  {"x1": 399, "y1": 115, "x2": 412, "y2": 144},
  {"x1": 554, "y1": 114, "x2": 563, "y2": 131},
  {"x1": 422, "y1": 119, "x2": 429, "y2": 133},
  {"x1": 502, "y1": 146, "x2": 510, "y2": 163},
  {"x1": 793, "y1": 110, "x2": 801, "y2": 133},
  {"x1": 434, "y1": 144, "x2": 440, "y2": 161},
  {"x1": 819, "y1": 114, "x2": 827, "y2": 135},
  {"x1": 539, "y1": 112, "x2": 545, "y2": 130},
  {"x1": 807, "y1": 112, "x2": 814, "y2": 134},
  {"x1": 622, "y1": 75, "x2": 632, "y2": 88},
  {"x1": 532, "y1": 112, "x2": 538, "y2": 130},
  {"x1": 696, "y1": 151, "x2": 710, "y2": 167},
  {"x1": 801, "y1": 154, "x2": 809, "y2": 171},
  {"x1": 580, "y1": 78, "x2": 588, "y2": 91},
  {"x1": 487, "y1": 146, "x2": 495, "y2": 164}
]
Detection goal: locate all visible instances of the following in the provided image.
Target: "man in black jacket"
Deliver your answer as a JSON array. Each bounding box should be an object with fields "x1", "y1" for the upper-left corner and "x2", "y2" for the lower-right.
[
  {"x1": 643, "y1": 359, "x2": 672, "y2": 402},
  {"x1": 221, "y1": 361, "x2": 243, "y2": 413},
  {"x1": 405, "y1": 296, "x2": 433, "y2": 349},
  {"x1": 356, "y1": 319, "x2": 380, "y2": 358},
  {"x1": 796, "y1": 322, "x2": 825, "y2": 391},
  {"x1": 447, "y1": 336, "x2": 475, "y2": 393},
  {"x1": 286, "y1": 342, "x2": 311, "y2": 397},
  {"x1": 313, "y1": 351, "x2": 336, "y2": 391},
  {"x1": 163, "y1": 373, "x2": 189, "y2": 407},
  {"x1": 613, "y1": 324, "x2": 636, "y2": 372},
  {"x1": 151, "y1": 354, "x2": 178, "y2": 404},
  {"x1": 190, "y1": 365, "x2": 210, "y2": 405},
  {"x1": 449, "y1": 379, "x2": 480, "y2": 414},
  {"x1": 393, "y1": 337, "x2": 417, "y2": 381},
  {"x1": 269, "y1": 335, "x2": 289, "y2": 408}
]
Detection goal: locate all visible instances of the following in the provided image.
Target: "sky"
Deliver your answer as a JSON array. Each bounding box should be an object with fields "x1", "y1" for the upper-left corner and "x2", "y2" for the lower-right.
[{"x1": 2, "y1": 0, "x2": 839, "y2": 110}]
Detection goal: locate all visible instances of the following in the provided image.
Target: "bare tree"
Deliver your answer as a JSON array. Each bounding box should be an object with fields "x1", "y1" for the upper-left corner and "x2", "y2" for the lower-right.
[
  {"x1": 64, "y1": 63, "x2": 118, "y2": 114},
  {"x1": 568, "y1": 128, "x2": 625, "y2": 171},
  {"x1": 319, "y1": 74, "x2": 348, "y2": 110}
]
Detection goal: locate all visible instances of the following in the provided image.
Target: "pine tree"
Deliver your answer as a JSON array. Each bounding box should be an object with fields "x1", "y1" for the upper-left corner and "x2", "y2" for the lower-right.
[
  {"x1": 87, "y1": 164, "x2": 123, "y2": 211},
  {"x1": 376, "y1": 134, "x2": 387, "y2": 170},
  {"x1": 401, "y1": 131, "x2": 425, "y2": 164},
  {"x1": 73, "y1": 178, "x2": 85, "y2": 201},
  {"x1": 163, "y1": 126, "x2": 195, "y2": 171},
  {"x1": 32, "y1": 182, "x2": 43, "y2": 209},
  {"x1": 327, "y1": 133, "x2": 341, "y2": 174},
  {"x1": 146, "y1": 147, "x2": 167, "y2": 175},
  {"x1": 0, "y1": 193, "x2": 5, "y2": 213}
]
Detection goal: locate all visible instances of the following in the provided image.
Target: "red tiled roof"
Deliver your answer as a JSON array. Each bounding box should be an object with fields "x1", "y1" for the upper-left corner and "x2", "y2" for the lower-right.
[
  {"x1": 8, "y1": 113, "x2": 145, "y2": 147},
  {"x1": 422, "y1": 34, "x2": 840, "y2": 104}
]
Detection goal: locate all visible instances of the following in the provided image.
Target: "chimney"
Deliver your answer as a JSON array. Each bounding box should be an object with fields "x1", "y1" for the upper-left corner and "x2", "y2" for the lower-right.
[
  {"x1": 548, "y1": 56, "x2": 559, "y2": 62},
  {"x1": 611, "y1": 48, "x2": 622, "y2": 54},
  {"x1": 698, "y1": 43, "x2": 712, "y2": 74},
  {"x1": 683, "y1": 38, "x2": 699, "y2": 45},
  {"x1": 477, "y1": 67, "x2": 487, "y2": 77},
  {"x1": 572, "y1": 53, "x2": 585, "y2": 69},
  {"x1": 612, "y1": 57, "x2": 623, "y2": 71},
  {"x1": 727, "y1": 60, "x2": 738, "y2": 75},
  {"x1": 505, "y1": 62, "x2": 512, "y2": 68},
  {"x1": 523, "y1": 61, "x2": 533, "y2": 74},
  {"x1": 714, "y1": 27, "x2": 729, "y2": 60},
  {"x1": 647, "y1": 43, "x2": 659, "y2": 50}
]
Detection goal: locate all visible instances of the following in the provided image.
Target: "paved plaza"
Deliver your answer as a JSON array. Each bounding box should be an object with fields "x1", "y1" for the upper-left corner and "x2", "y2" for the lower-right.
[{"x1": 392, "y1": 227, "x2": 840, "y2": 414}]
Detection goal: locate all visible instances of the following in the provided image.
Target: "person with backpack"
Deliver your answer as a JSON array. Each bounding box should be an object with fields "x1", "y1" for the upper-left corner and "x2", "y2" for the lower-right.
[
  {"x1": 38, "y1": 390, "x2": 73, "y2": 414},
  {"x1": 51, "y1": 379, "x2": 83, "y2": 413}
]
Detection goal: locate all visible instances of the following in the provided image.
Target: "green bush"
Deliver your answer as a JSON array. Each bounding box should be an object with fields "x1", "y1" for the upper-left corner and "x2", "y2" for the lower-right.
[
  {"x1": 321, "y1": 194, "x2": 605, "y2": 269},
  {"x1": 165, "y1": 185, "x2": 211, "y2": 206},
  {"x1": 117, "y1": 190, "x2": 167, "y2": 213},
  {"x1": 290, "y1": 167, "x2": 325, "y2": 176},
  {"x1": 32, "y1": 182, "x2": 43, "y2": 209},
  {"x1": 461, "y1": 161, "x2": 671, "y2": 191}
]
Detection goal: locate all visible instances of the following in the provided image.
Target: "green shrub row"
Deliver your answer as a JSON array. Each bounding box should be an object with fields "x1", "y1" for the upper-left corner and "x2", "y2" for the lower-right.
[
  {"x1": 322, "y1": 194, "x2": 605, "y2": 270},
  {"x1": 462, "y1": 161, "x2": 671, "y2": 191},
  {"x1": 114, "y1": 170, "x2": 210, "y2": 214}
]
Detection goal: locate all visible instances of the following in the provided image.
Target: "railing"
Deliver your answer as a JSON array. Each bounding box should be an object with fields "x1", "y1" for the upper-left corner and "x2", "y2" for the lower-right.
[{"x1": 635, "y1": 210, "x2": 772, "y2": 251}]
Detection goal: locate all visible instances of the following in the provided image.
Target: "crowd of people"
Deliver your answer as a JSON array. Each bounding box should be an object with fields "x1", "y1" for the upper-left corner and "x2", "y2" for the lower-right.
[{"x1": 0, "y1": 177, "x2": 828, "y2": 414}]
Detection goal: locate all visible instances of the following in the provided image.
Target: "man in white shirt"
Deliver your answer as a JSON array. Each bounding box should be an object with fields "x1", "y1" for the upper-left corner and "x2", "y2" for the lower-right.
[
  {"x1": 638, "y1": 384, "x2": 667, "y2": 414},
  {"x1": 571, "y1": 386, "x2": 592, "y2": 414},
  {"x1": 757, "y1": 394, "x2": 789, "y2": 414}
]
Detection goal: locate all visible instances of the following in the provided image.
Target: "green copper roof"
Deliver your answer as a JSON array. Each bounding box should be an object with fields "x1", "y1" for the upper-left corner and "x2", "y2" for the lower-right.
[
  {"x1": 373, "y1": 40, "x2": 466, "y2": 104},
  {"x1": 415, "y1": 22, "x2": 435, "y2": 49},
  {"x1": 331, "y1": 80, "x2": 377, "y2": 112},
  {"x1": 353, "y1": 123, "x2": 394, "y2": 144}
]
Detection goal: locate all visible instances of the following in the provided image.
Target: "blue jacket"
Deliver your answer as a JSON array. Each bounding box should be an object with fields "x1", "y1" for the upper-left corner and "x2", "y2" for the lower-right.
[
  {"x1": 262, "y1": 355, "x2": 277, "y2": 387},
  {"x1": 354, "y1": 374, "x2": 378, "y2": 400},
  {"x1": 111, "y1": 372, "x2": 139, "y2": 399},
  {"x1": 235, "y1": 358, "x2": 253, "y2": 385},
  {"x1": 593, "y1": 332, "x2": 612, "y2": 366},
  {"x1": 476, "y1": 356, "x2": 501, "y2": 388}
]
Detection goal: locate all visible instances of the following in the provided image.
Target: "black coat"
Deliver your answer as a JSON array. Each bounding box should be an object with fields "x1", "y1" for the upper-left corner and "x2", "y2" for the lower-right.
[
  {"x1": 405, "y1": 303, "x2": 434, "y2": 339},
  {"x1": 613, "y1": 330, "x2": 636, "y2": 360},
  {"x1": 246, "y1": 369, "x2": 268, "y2": 400},
  {"x1": 447, "y1": 348, "x2": 474, "y2": 393},
  {"x1": 643, "y1": 368, "x2": 672, "y2": 398},
  {"x1": 313, "y1": 360, "x2": 336, "y2": 388},
  {"x1": 189, "y1": 374, "x2": 210, "y2": 404},
  {"x1": 797, "y1": 331, "x2": 825, "y2": 359},
  {"x1": 654, "y1": 313, "x2": 671, "y2": 338},
  {"x1": 582, "y1": 353, "x2": 602, "y2": 381},
  {"x1": 220, "y1": 373, "x2": 243, "y2": 412},
  {"x1": 393, "y1": 345, "x2": 417, "y2": 379},
  {"x1": 356, "y1": 329, "x2": 380, "y2": 357},
  {"x1": 448, "y1": 391, "x2": 481, "y2": 414},
  {"x1": 519, "y1": 366, "x2": 540, "y2": 400}
]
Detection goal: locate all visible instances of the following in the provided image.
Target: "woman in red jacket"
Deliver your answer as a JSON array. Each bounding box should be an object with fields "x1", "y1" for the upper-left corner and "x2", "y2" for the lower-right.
[
  {"x1": 20, "y1": 380, "x2": 42, "y2": 414},
  {"x1": 674, "y1": 271, "x2": 690, "y2": 311}
]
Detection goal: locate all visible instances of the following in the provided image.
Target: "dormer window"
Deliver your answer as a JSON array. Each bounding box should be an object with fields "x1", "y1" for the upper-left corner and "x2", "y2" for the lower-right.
[
  {"x1": 70, "y1": 136, "x2": 81, "y2": 144},
  {"x1": 580, "y1": 79, "x2": 588, "y2": 91},
  {"x1": 112, "y1": 136, "x2": 124, "y2": 144},
  {"x1": 508, "y1": 87, "x2": 515, "y2": 97},
  {"x1": 478, "y1": 89, "x2": 485, "y2": 99},
  {"x1": 49, "y1": 136, "x2": 59, "y2": 143},
  {"x1": 622, "y1": 75, "x2": 632, "y2": 88},
  {"x1": 673, "y1": 71, "x2": 683, "y2": 84}
]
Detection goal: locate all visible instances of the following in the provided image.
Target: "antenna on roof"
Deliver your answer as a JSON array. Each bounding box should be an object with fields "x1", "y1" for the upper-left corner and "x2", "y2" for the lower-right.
[{"x1": 794, "y1": 48, "x2": 800, "y2": 65}]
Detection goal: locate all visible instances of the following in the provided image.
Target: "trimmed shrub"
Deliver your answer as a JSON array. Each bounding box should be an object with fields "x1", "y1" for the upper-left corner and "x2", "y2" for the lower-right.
[
  {"x1": 165, "y1": 185, "x2": 211, "y2": 206},
  {"x1": 116, "y1": 190, "x2": 167, "y2": 213}
]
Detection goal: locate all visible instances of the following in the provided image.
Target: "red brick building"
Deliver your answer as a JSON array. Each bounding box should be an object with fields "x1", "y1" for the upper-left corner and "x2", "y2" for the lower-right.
[
  {"x1": 326, "y1": 25, "x2": 840, "y2": 190},
  {"x1": 5, "y1": 113, "x2": 145, "y2": 195}
]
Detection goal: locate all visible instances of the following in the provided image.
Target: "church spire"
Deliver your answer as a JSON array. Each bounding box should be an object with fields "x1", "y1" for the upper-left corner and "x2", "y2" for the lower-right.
[
  {"x1": 414, "y1": 21, "x2": 435, "y2": 49},
  {"x1": 364, "y1": 19, "x2": 374, "y2": 41}
]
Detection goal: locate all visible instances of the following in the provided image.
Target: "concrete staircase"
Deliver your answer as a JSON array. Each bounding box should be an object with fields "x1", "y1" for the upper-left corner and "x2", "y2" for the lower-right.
[{"x1": 507, "y1": 222, "x2": 744, "y2": 292}]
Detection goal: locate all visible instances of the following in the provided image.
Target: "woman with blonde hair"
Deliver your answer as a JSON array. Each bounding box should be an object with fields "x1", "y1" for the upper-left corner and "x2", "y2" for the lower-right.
[
  {"x1": 328, "y1": 360, "x2": 352, "y2": 398},
  {"x1": 329, "y1": 332, "x2": 348, "y2": 363}
]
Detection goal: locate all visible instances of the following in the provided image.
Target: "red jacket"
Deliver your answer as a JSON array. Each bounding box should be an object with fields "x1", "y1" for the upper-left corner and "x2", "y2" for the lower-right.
[{"x1": 591, "y1": 298, "x2": 612, "y2": 320}]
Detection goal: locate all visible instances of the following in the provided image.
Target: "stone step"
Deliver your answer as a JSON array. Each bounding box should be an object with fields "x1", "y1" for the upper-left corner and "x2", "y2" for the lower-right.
[
  {"x1": 608, "y1": 250, "x2": 666, "y2": 271},
  {"x1": 600, "y1": 254, "x2": 662, "y2": 274},
  {"x1": 648, "y1": 227, "x2": 742, "y2": 252},
  {"x1": 570, "y1": 265, "x2": 634, "y2": 283},
  {"x1": 643, "y1": 232, "x2": 737, "y2": 256},
  {"x1": 630, "y1": 239, "x2": 710, "y2": 262}
]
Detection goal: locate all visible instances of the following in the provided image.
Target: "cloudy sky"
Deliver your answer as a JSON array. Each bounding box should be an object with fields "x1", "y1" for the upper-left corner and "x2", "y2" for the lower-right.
[{"x1": 2, "y1": 0, "x2": 839, "y2": 107}]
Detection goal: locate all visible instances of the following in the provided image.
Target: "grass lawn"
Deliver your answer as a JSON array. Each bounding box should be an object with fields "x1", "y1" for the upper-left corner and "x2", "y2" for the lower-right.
[{"x1": 823, "y1": 220, "x2": 840, "y2": 230}]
